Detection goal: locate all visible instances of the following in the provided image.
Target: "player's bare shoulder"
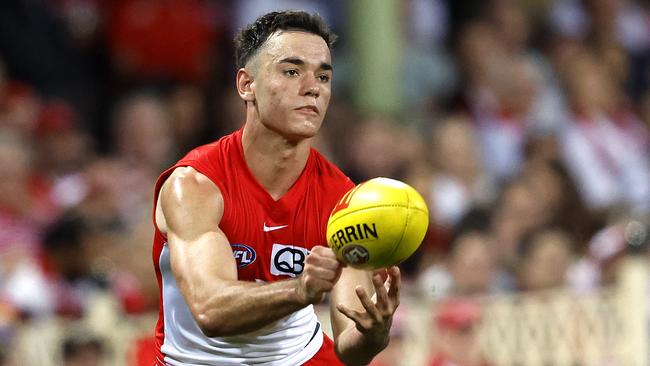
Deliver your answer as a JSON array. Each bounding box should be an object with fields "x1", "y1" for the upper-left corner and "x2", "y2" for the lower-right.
[{"x1": 156, "y1": 166, "x2": 224, "y2": 235}]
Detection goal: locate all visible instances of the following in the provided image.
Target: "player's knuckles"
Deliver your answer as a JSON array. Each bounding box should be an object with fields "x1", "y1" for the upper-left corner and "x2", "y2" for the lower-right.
[
  {"x1": 307, "y1": 248, "x2": 332, "y2": 260},
  {"x1": 380, "y1": 309, "x2": 393, "y2": 322},
  {"x1": 310, "y1": 245, "x2": 327, "y2": 254},
  {"x1": 306, "y1": 256, "x2": 339, "y2": 274},
  {"x1": 361, "y1": 319, "x2": 376, "y2": 332},
  {"x1": 304, "y1": 252, "x2": 322, "y2": 265},
  {"x1": 305, "y1": 265, "x2": 336, "y2": 281}
]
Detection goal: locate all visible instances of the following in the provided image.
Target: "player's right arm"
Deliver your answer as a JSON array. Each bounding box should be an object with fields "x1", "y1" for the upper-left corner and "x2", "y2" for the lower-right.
[{"x1": 156, "y1": 166, "x2": 341, "y2": 337}]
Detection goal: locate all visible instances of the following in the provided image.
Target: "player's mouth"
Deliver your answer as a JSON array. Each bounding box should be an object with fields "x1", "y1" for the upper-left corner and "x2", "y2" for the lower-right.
[{"x1": 295, "y1": 105, "x2": 319, "y2": 115}]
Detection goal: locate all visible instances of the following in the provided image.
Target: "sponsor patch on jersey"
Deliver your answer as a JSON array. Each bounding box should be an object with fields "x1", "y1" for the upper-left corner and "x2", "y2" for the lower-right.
[
  {"x1": 270, "y1": 243, "x2": 310, "y2": 277},
  {"x1": 231, "y1": 244, "x2": 257, "y2": 268}
]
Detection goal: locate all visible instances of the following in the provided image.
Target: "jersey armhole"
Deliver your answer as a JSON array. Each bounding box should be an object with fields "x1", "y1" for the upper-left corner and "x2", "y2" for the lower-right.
[{"x1": 152, "y1": 162, "x2": 228, "y2": 237}]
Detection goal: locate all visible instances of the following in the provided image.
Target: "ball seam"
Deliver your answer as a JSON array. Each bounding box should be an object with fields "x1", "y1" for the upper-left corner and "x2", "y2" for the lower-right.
[
  {"x1": 388, "y1": 191, "x2": 410, "y2": 262},
  {"x1": 329, "y1": 204, "x2": 427, "y2": 224}
]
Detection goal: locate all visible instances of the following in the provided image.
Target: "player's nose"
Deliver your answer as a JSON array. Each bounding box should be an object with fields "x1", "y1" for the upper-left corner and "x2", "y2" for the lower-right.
[{"x1": 300, "y1": 75, "x2": 320, "y2": 98}]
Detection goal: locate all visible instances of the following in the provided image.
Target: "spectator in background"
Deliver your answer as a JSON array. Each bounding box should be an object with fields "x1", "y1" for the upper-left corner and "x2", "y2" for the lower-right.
[
  {"x1": 95, "y1": 92, "x2": 175, "y2": 313},
  {"x1": 111, "y1": 92, "x2": 174, "y2": 222},
  {"x1": 41, "y1": 214, "x2": 106, "y2": 317},
  {"x1": 62, "y1": 332, "x2": 106, "y2": 366},
  {"x1": 58, "y1": 157, "x2": 159, "y2": 314},
  {"x1": 167, "y1": 85, "x2": 208, "y2": 158},
  {"x1": 569, "y1": 218, "x2": 648, "y2": 293},
  {"x1": 418, "y1": 230, "x2": 498, "y2": 299},
  {"x1": 489, "y1": 179, "x2": 545, "y2": 291},
  {"x1": 453, "y1": 20, "x2": 503, "y2": 119},
  {"x1": 474, "y1": 56, "x2": 541, "y2": 183},
  {"x1": 558, "y1": 52, "x2": 650, "y2": 214},
  {"x1": 453, "y1": 20, "x2": 544, "y2": 183},
  {"x1": 35, "y1": 100, "x2": 94, "y2": 212},
  {"x1": 36, "y1": 101, "x2": 91, "y2": 176},
  {"x1": 550, "y1": 0, "x2": 650, "y2": 77},
  {"x1": 487, "y1": 0, "x2": 530, "y2": 56},
  {"x1": 400, "y1": 0, "x2": 457, "y2": 120},
  {"x1": 112, "y1": 92, "x2": 173, "y2": 173},
  {"x1": 428, "y1": 299, "x2": 490, "y2": 366},
  {"x1": 517, "y1": 228, "x2": 575, "y2": 292},
  {"x1": 447, "y1": 231, "x2": 498, "y2": 296},
  {"x1": 428, "y1": 115, "x2": 494, "y2": 229},
  {"x1": 344, "y1": 115, "x2": 417, "y2": 182},
  {"x1": 0, "y1": 82, "x2": 42, "y2": 137},
  {"x1": 520, "y1": 158, "x2": 599, "y2": 248},
  {"x1": 36, "y1": 92, "x2": 175, "y2": 316},
  {"x1": 0, "y1": 128, "x2": 58, "y2": 316}
]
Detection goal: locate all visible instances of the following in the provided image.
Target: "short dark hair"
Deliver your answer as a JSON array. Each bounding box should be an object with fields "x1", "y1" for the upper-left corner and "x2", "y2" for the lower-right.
[{"x1": 234, "y1": 10, "x2": 337, "y2": 69}]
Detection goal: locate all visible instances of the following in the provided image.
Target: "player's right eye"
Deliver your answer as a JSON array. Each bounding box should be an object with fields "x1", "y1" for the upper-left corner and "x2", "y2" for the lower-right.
[{"x1": 284, "y1": 69, "x2": 299, "y2": 77}]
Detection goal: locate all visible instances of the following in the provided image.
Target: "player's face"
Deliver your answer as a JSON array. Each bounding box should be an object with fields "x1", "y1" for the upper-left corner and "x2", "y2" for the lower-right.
[{"x1": 251, "y1": 31, "x2": 332, "y2": 141}]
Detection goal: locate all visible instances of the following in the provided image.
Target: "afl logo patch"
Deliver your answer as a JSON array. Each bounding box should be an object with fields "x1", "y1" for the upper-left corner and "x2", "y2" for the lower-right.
[{"x1": 231, "y1": 244, "x2": 257, "y2": 268}]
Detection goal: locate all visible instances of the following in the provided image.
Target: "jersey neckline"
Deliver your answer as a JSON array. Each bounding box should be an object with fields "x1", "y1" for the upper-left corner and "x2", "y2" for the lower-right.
[{"x1": 233, "y1": 128, "x2": 314, "y2": 207}]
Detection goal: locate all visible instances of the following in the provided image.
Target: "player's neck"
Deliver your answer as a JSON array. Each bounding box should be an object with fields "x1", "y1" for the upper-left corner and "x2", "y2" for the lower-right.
[{"x1": 241, "y1": 122, "x2": 311, "y2": 200}]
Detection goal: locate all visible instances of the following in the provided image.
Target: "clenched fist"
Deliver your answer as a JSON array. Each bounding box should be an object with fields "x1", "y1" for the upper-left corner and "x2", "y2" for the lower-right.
[{"x1": 295, "y1": 246, "x2": 344, "y2": 305}]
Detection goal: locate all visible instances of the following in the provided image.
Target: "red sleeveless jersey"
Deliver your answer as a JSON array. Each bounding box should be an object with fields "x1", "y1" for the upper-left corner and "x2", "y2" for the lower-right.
[{"x1": 152, "y1": 129, "x2": 353, "y2": 365}]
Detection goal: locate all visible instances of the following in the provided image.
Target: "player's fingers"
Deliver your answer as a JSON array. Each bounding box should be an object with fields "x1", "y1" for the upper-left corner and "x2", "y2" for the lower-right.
[
  {"x1": 336, "y1": 304, "x2": 371, "y2": 333},
  {"x1": 304, "y1": 265, "x2": 339, "y2": 281},
  {"x1": 372, "y1": 273, "x2": 390, "y2": 311},
  {"x1": 310, "y1": 245, "x2": 338, "y2": 260},
  {"x1": 387, "y1": 266, "x2": 401, "y2": 305},
  {"x1": 355, "y1": 285, "x2": 381, "y2": 321},
  {"x1": 336, "y1": 304, "x2": 359, "y2": 321},
  {"x1": 306, "y1": 249, "x2": 341, "y2": 270}
]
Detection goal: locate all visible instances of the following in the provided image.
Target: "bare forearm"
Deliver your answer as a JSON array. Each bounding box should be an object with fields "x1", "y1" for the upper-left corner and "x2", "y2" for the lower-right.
[
  {"x1": 335, "y1": 326, "x2": 389, "y2": 366},
  {"x1": 195, "y1": 279, "x2": 305, "y2": 337},
  {"x1": 331, "y1": 267, "x2": 401, "y2": 366}
]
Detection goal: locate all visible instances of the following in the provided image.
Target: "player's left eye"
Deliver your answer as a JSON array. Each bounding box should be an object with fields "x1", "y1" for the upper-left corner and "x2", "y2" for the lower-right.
[{"x1": 318, "y1": 75, "x2": 330, "y2": 83}]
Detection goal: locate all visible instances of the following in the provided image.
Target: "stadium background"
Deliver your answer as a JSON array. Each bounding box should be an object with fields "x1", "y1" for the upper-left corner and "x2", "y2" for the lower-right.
[{"x1": 1, "y1": 0, "x2": 650, "y2": 365}]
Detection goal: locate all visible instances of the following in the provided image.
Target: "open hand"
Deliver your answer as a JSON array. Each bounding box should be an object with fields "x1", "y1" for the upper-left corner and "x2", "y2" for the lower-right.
[{"x1": 336, "y1": 266, "x2": 401, "y2": 345}]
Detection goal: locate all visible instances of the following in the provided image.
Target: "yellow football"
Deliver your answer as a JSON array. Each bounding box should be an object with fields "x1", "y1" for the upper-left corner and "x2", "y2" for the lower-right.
[{"x1": 327, "y1": 177, "x2": 429, "y2": 270}]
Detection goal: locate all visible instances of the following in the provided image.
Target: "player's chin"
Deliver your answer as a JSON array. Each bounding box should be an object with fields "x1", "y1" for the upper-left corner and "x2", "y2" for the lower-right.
[{"x1": 288, "y1": 119, "x2": 322, "y2": 139}]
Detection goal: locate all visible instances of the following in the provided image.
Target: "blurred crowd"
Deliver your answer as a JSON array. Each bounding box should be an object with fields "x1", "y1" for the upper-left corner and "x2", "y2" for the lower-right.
[{"x1": 0, "y1": 0, "x2": 650, "y2": 365}]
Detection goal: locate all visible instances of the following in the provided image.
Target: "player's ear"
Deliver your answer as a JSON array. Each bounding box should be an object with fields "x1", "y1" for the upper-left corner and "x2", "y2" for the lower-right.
[{"x1": 236, "y1": 68, "x2": 256, "y2": 102}]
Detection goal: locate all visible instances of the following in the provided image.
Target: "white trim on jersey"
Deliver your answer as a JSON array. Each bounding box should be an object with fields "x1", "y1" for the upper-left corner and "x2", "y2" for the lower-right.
[{"x1": 159, "y1": 244, "x2": 323, "y2": 365}]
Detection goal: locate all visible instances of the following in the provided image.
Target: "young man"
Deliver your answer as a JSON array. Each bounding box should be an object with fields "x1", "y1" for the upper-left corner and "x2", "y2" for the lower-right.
[{"x1": 151, "y1": 10, "x2": 401, "y2": 366}]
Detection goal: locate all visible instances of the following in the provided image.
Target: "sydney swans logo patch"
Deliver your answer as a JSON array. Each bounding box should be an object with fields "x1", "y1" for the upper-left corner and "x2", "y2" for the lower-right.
[{"x1": 231, "y1": 244, "x2": 257, "y2": 268}]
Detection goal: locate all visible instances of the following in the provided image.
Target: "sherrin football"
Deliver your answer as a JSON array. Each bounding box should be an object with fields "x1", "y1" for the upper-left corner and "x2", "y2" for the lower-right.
[{"x1": 326, "y1": 177, "x2": 429, "y2": 270}]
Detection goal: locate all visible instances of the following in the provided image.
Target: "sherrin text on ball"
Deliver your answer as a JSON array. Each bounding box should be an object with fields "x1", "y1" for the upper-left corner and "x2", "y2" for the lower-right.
[{"x1": 326, "y1": 177, "x2": 429, "y2": 270}]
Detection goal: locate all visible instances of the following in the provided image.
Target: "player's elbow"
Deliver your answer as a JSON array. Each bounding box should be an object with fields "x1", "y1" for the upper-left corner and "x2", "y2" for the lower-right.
[
  {"x1": 189, "y1": 302, "x2": 221, "y2": 337},
  {"x1": 194, "y1": 312, "x2": 220, "y2": 338},
  {"x1": 191, "y1": 303, "x2": 239, "y2": 338},
  {"x1": 194, "y1": 313, "x2": 236, "y2": 338}
]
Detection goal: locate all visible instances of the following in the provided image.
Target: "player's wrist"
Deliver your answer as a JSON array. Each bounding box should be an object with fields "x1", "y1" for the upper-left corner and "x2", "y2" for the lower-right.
[
  {"x1": 336, "y1": 326, "x2": 387, "y2": 366},
  {"x1": 291, "y1": 278, "x2": 311, "y2": 306}
]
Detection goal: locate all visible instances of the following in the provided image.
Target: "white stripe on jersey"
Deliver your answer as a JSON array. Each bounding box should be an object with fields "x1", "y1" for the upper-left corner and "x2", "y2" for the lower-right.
[{"x1": 159, "y1": 244, "x2": 323, "y2": 365}]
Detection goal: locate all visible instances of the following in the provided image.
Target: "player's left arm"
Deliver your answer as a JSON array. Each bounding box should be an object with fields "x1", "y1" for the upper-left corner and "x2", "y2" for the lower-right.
[{"x1": 330, "y1": 265, "x2": 400, "y2": 365}]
